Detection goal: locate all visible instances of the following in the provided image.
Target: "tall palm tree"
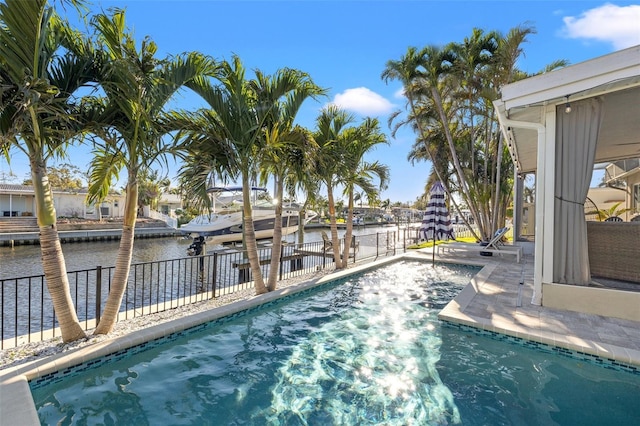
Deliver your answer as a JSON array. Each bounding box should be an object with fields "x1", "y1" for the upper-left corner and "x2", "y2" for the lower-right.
[
  {"x1": 384, "y1": 26, "x2": 551, "y2": 240},
  {"x1": 181, "y1": 57, "x2": 319, "y2": 295},
  {"x1": 336, "y1": 118, "x2": 389, "y2": 268},
  {"x1": 412, "y1": 44, "x2": 483, "y2": 233},
  {"x1": 252, "y1": 68, "x2": 325, "y2": 291},
  {"x1": 179, "y1": 57, "x2": 269, "y2": 293},
  {"x1": 312, "y1": 106, "x2": 355, "y2": 265},
  {"x1": 449, "y1": 28, "x2": 499, "y2": 185},
  {"x1": 0, "y1": 0, "x2": 94, "y2": 342},
  {"x1": 87, "y1": 9, "x2": 217, "y2": 334},
  {"x1": 383, "y1": 47, "x2": 477, "y2": 238},
  {"x1": 485, "y1": 24, "x2": 541, "y2": 230}
]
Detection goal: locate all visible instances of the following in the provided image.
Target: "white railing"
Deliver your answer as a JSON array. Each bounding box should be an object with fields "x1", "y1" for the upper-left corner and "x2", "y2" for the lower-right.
[{"x1": 148, "y1": 209, "x2": 178, "y2": 229}]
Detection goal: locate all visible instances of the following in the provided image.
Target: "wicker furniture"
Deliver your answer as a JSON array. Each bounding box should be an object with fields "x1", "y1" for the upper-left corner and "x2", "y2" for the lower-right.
[{"x1": 587, "y1": 221, "x2": 640, "y2": 283}]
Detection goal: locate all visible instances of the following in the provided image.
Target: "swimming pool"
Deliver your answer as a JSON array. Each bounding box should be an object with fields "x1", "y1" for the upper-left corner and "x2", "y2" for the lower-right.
[{"x1": 30, "y1": 260, "x2": 640, "y2": 425}]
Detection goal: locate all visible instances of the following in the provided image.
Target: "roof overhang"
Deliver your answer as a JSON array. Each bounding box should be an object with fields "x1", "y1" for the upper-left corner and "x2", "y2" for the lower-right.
[{"x1": 494, "y1": 45, "x2": 640, "y2": 174}]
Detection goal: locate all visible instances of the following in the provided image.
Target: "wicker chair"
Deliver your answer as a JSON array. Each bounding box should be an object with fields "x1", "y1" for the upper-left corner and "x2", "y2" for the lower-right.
[{"x1": 587, "y1": 221, "x2": 640, "y2": 283}]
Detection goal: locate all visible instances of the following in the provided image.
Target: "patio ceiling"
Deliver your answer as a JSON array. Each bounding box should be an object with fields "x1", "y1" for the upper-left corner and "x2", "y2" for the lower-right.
[{"x1": 495, "y1": 45, "x2": 640, "y2": 174}]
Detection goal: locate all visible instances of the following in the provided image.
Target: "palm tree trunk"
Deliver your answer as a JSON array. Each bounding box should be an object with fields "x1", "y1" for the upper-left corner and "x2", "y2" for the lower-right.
[
  {"x1": 266, "y1": 177, "x2": 284, "y2": 291},
  {"x1": 297, "y1": 207, "x2": 306, "y2": 246},
  {"x1": 341, "y1": 188, "x2": 355, "y2": 268},
  {"x1": 40, "y1": 226, "x2": 87, "y2": 342},
  {"x1": 94, "y1": 181, "x2": 137, "y2": 335},
  {"x1": 31, "y1": 159, "x2": 86, "y2": 342},
  {"x1": 243, "y1": 176, "x2": 267, "y2": 294},
  {"x1": 431, "y1": 86, "x2": 487, "y2": 239},
  {"x1": 406, "y1": 94, "x2": 480, "y2": 241},
  {"x1": 326, "y1": 184, "x2": 342, "y2": 266}
]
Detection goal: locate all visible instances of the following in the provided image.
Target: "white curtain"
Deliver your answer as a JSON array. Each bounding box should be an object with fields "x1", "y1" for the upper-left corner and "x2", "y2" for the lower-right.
[{"x1": 553, "y1": 98, "x2": 604, "y2": 285}]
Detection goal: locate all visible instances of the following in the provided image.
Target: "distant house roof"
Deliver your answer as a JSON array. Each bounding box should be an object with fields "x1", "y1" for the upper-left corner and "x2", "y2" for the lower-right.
[
  {"x1": 0, "y1": 183, "x2": 35, "y2": 193},
  {"x1": 0, "y1": 183, "x2": 121, "y2": 196}
]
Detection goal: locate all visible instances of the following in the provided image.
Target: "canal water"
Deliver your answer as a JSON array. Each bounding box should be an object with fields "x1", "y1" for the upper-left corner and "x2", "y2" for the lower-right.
[{"x1": 0, "y1": 225, "x2": 405, "y2": 280}]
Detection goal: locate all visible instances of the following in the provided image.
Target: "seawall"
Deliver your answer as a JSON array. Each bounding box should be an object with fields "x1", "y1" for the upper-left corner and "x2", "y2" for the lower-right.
[{"x1": 0, "y1": 227, "x2": 180, "y2": 247}]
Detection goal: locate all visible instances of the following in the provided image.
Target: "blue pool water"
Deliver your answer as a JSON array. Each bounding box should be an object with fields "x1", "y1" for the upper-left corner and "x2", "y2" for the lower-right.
[{"x1": 31, "y1": 261, "x2": 640, "y2": 425}]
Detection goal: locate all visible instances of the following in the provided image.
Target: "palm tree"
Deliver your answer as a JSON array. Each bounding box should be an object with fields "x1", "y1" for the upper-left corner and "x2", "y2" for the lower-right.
[
  {"x1": 383, "y1": 46, "x2": 477, "y2": 238},
  {"x1": 86, "y1": 9, "x2": 217, "y2": 334},
  {"x1": 138, "y1": 169, "x2": 171, "y2": 212},
  {"x1": 180, "y1": 57, "x2": 320, "y2": 294},
  {"x1": 312, "y1": 106, "x2": 355, "y2": 265},
  {"x1": 384, "y1": 26, "x2": 550, "y2": 241},
  {"x1": 179, "y1": 57, "x2": 269, "y2": 293},
  {"x1": 449, "y1": 28, "x2": 499, "y2": 185},
  {"x1": 414, "y1": 44, "x2": 483, "y2": 233},
  {"x1": 252, "y1": 68, "x2": 325, "y2": 291},
  {"x1": 336, "y1": 118, "x2": 389, "y2": 267},
  {"x1": 0, "y1": 0, "x2": 94, "y2": 342},
  {"x1": 485, "y1": 25, "x2": 542, "y2": 231}
]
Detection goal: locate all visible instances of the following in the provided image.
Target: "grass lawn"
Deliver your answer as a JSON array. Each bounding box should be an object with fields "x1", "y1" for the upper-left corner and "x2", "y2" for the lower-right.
[
  {"x1": 408, "y1": 236, "x2": 477, "y2": 250},
  {"x1": 408, "y1": 227, "x2": 515, "y2": 250}
]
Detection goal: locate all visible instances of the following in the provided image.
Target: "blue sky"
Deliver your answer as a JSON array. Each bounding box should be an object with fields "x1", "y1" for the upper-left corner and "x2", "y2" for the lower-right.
[{"x1": 1, "y1": 1, "x2": 639, "y2": 203}]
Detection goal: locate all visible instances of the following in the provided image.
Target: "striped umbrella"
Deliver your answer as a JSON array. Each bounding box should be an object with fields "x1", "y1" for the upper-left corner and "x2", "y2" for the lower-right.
[{"x1": 420, "y1": 181, "x2": 455, "y2": 247}]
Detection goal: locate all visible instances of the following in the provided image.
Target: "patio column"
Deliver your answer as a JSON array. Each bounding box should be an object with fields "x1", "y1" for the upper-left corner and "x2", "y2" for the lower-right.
[
  {"x1": 540, "y1": 108, "x2": 556, "y2": 296},
  {"x1": 513, "y1": 174, "x2": 523, "y2": 241},
  {"x1": 494, "y1": 114, "x2": 546, "y2": 305},
  {"x1": 553, "y1": 98, "x2": 603, "y2": 285}
]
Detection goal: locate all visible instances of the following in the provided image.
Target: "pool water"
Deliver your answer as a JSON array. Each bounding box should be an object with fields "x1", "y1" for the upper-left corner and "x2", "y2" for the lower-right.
[{"x1": 31, "y1": 261, "x2": 640, "y2": 425}]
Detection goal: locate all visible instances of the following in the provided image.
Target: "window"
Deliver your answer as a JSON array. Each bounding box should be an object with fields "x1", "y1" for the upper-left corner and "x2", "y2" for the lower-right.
[{"x1": 633, "y1": 183, "x2": 640, "y2": 213}]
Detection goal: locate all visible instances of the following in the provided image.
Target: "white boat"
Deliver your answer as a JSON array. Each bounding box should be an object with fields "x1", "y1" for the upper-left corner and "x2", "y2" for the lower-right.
[{"x1": 180, "y1": 186, "x2": 313, "y2": 246}]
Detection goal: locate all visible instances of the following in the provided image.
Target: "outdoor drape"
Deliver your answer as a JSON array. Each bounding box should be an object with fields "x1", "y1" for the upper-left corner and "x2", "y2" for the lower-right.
[{"x1": 553, "y1": 97, "x2": 604, "y2": 285}]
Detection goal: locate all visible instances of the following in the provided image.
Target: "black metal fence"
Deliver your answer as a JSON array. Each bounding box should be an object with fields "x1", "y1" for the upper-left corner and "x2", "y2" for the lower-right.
[{"x1": 1, "y1": 230, "x2": 411, "y2": 349}]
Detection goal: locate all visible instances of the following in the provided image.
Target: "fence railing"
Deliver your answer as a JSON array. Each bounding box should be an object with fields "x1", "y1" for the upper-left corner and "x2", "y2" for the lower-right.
[
  {"x1": 147, "y1": 209, "x2": 178, "y2": 229},
  {"x1": 1, "y1": 231, "x2": 404, "y2": 349}
]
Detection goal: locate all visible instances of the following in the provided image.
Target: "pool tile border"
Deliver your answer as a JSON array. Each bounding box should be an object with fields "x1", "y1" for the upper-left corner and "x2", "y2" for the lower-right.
[{"x1": 441, "y1": 321, "x2": 640, "y2": 376}]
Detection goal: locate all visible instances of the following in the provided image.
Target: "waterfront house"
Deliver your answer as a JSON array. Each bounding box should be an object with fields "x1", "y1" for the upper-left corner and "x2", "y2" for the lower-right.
[
  {"x1": 156, "y1": 192, "x2": 183, "y2": 218},
  {"x1": 494, "y1": 45, "x2": 640, "y2": 321},
  {"x1": 0, "y1": 183, "x2": 125, "y2": 219}
]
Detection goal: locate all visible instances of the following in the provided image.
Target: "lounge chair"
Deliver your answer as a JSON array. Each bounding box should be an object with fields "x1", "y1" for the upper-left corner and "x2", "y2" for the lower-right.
[{"x1": 437, "y1": 227, "x2": 522, "y2": 262}]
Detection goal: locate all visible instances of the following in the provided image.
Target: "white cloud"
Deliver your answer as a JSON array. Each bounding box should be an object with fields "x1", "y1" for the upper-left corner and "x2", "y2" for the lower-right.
[
  {"x1": 561, "y1": 3, "x2": 640, "y2": 50},
  {"x1": 328, "y1": 87, "x2": 394, "y2": 116},
  {"x1": 394, "y1": 87, "x2": 406, "y2": 99}
]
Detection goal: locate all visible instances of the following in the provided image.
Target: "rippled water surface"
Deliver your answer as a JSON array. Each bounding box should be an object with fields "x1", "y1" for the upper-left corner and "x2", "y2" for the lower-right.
[{"x1": 31, "y1": 261, "x2": 640, "y2": 425}]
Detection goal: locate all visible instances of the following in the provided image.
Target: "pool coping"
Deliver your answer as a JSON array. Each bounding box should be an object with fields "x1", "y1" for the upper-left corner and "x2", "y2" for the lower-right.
[
  {"x1": 436, "y1": 252, "x2": 640, "y2": 370},
  {"x1": 2, "y1": 251, "x2": 639, "y2": 425}
]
